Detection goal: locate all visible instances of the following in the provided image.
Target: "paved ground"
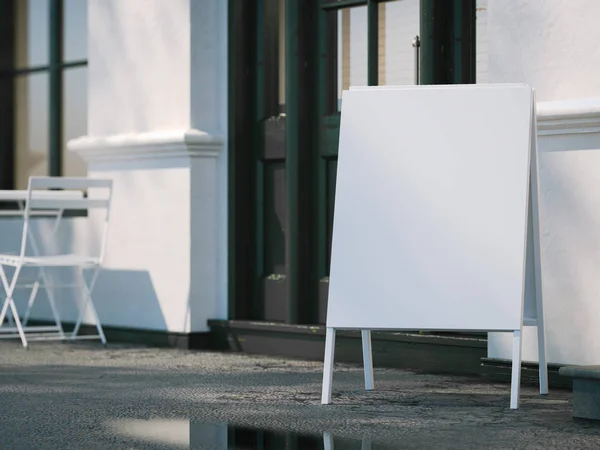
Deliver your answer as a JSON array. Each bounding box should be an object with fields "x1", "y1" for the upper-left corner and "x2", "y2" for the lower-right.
[{"x1": 0, "y1": 341, "x2": 599, "y2": 449}]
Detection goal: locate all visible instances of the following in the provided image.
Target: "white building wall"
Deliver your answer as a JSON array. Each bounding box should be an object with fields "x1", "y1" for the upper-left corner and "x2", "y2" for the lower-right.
[
  {"x1": 87, "y1": 0, "x2": 192, "y2": 136},
  {"x1": 78, "y1": 0, "x2": 228, "y2": 334},
  {"x1": 487, "y1": 0, "x2": 600, "y2": 366},
  {"x1": 487, "y1": 0, "x2": 600, "y2": 103},
  {"x1": 189, "y1": 0, "x2": 229, "y2": 331},
  {"x1": 0, "y1": 0, "x2": 229, "y2": 335}
]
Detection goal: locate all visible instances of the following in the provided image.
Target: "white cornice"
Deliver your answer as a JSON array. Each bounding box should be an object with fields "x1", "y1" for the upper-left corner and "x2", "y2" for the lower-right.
[
  {"x1": 537, "y1": 98, "x2": 600, "y2": 136},
  {"x1": 68, "y1": 129, "x2": 224, "y2": 163}
]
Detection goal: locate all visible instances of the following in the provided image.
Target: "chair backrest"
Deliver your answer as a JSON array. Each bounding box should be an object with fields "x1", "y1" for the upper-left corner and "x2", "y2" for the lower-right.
[
  {"x1": 26, "y1": 177, "x2": 112, "y2": 211},
  {"x1": 19, "y1": 176, "x2": 114, "y2": 262}
]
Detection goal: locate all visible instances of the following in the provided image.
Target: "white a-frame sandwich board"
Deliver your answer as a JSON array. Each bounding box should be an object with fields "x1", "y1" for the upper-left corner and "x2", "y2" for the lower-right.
[{"x1": 321, "y1": 84, "x2": 548, "y2": 410}]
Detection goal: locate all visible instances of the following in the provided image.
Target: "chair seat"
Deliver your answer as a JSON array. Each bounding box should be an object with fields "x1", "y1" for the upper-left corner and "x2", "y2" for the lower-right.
[{"x1": 0, "y1": 254, "x2": 100, "y2": 267}]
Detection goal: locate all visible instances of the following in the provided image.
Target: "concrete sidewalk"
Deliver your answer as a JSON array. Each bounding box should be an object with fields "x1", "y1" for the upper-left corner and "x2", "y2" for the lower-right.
[{"x1": 0, "y1": 341, "x2": 598, "y2": 449}]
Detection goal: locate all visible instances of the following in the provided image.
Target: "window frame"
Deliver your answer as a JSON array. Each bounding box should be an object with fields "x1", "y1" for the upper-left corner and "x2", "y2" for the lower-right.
[{"x1": 0, "y1": 0, "x2": 88, "y2": 191}]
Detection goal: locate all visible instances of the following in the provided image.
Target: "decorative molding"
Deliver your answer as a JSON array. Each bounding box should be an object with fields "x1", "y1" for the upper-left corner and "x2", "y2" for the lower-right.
[
  {"x1": 537, "y1": 98, "x2": 600, "y2": 136},
  {"x1": 68, "y1": 129, "x2": 224, "y2": 163}
]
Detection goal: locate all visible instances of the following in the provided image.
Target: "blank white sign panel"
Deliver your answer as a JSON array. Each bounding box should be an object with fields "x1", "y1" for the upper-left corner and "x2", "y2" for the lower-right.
[{"x1": 327, "y1": 84, "x2": 533, "y2": 332}]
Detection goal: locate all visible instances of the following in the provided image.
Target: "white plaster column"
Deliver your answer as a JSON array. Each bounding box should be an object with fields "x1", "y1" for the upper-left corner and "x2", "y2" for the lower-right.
[
  {"x1": 486, "y1": 0, "x2": 600, "y2": 365},
  {"x1": 67, "y1": 0, "x2": 228, "y2": 334}
]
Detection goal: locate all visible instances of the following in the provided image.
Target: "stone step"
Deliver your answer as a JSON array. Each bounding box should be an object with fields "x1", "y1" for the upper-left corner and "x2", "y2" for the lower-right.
[{"x1": 559, "y1": 365, "x2": 600, "y2": 420}]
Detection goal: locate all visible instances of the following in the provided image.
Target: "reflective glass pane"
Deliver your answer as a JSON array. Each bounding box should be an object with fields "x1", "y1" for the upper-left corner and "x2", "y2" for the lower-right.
[
  {"x1": 15, "y1": 0, "x2": 50, "y2": 68},
  {"x1": 378, "y1": 0, "x2": 419, "y2": 86},
  {"x1": 337, "y1": 6, "x2": 368, "y2": 110},
  {"x1": 15, "y1": 73, "x2": 49, "y2": 189},
  {"x1": 476, "y1": 0, "x2": 488, "y2": 83},
  {"x1": 64, "y1": 0, "x2": 87, "y2": 61},
  {"x1": 63, "y1": 67, "x2": 87, "y2": 177}
]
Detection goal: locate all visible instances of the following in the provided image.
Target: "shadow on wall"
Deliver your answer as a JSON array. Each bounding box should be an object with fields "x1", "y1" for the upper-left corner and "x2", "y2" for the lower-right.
[
  {"x1": 0, "y1": 216, "x2": 167, "y2": 333},
  {"x1": 91, "y1": 268, "x2": 166, "y2": 330}
]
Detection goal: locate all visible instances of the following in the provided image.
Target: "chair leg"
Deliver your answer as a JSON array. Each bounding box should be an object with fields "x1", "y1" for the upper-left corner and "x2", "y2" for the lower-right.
[
  {"x1": 72, "y1": 267, "x2": 106, "y2": 344},
  {"x1": 0, "y1": 299, "x2": 13, "y2": 327},
  {"x1": 23, "y1": 208, "x2": 65, "y2": 338},
  {"x1": 38, "y1": 267, "x2": 65, "y2": 339},
  {"x1": 6, "y1": 293, "x2": 14, "y2": 326},
  {"x1": 8, "y1": 298, "x2": 27, "y2": 348},
  {"x1": 0, "y1": 264, "x2": 28, "y2": 348},
  {"x1": 22, "y1": 279, "x2": 40, "y2": 326},
  {"x1": 21, "y1": 267, "x2": 65, "y2": 340},
  {"x1": 0, "y1": 294, "x2": 10, "y2": 327},
  {"x1": 0, "y1": 265, "x2": 11, "y2": 327}
]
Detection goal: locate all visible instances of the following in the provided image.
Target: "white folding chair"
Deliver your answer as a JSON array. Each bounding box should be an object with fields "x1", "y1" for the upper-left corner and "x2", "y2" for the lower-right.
[
  {"x1": 0, "y1": 189, "x2": 84, "y2": 340},
  {"x1": 0, "y1": 176, "x2": 113, "y2": 348}
]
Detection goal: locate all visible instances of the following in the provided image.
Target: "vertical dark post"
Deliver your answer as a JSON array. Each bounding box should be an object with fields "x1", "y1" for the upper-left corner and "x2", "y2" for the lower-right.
[
  {"x1": 285, "y1": 0, "x2": 299, "y2": 324},
  {"x1": 419, "y1": 0, "x2": 476, "y2": 85},
  {"x1": 420, "y1": 0, "x2": 450, "y2": 85},
  {"x1": 228, "y1": 0, "x2": 260, "y2": 320},
  {"x1": 0, "y1": 0, "x2": 15, "y2": 189},
  {"x1": 49, "y1": 0, "x2": 63, "y2": 177},
  {"x1": 455, "y1": 0, "x2": 476, "y2": 84},
  {"x1": 367, "y1": 0, "x2": 379, "y2": 86},
  {"x1": 227, "y1": 0, "x2": 238, "y2": 320},
  {"x1": 285, "y1": 0, "x2": 318, "y2": 324}
]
